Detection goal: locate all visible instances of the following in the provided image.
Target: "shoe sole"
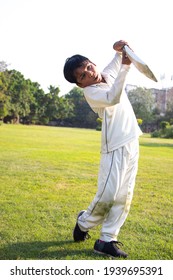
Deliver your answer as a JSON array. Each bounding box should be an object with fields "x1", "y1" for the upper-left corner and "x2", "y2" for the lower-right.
[
  {"x1": 94, "y1": 249, "x2": 115, "y2": 258},
  {"x1": 94, "y1": 249, "x2": 127, "y2": 259}
]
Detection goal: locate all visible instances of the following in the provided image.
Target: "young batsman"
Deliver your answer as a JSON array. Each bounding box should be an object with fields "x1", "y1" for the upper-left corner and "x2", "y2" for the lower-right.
[{"x1": 63, "y1": 40, "x2": 142, "y2": 258}]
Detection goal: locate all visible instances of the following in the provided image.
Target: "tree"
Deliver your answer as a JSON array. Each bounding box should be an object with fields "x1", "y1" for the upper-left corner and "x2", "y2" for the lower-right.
[
  {"x1": 0, "y1": 71, "x2": 10, "y2": 120},
  {"x1": 128, "y1": 87, "x2": 154, "y2": 123},
  {"x1": 165, "y1": 89, "x2": 173, "y2": 122},
  {"x1": 5, "y1": 70, "x2": 35, "y2": 123},
  {"x1": 42, "y1": 85, "x2": 74, "y2": 125},
  {"x1": 65, "y1": 87, "x2": 98, "y2": 128},
  {"x1": 21, "y1": 81, "x2": 45, "y2": 124},
  {"x1": 0, "y1": 62, "x2": 10, "y2": 121}
]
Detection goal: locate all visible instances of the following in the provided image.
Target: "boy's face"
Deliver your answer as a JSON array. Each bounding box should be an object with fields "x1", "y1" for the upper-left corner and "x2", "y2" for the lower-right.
[{"x1": 74, "y1": 61, "x2": 103, "y2": 88}]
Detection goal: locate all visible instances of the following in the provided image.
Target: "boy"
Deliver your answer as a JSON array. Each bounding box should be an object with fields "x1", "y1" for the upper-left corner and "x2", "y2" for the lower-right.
[{"x1": 63, "y1": 40, "x2": 142, "y2": 258}]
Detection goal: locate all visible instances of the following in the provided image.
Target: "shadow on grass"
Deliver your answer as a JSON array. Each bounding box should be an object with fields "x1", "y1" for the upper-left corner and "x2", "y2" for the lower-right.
[{"x1": 0, "y1": 240, "x2": 95, "y2": 260}]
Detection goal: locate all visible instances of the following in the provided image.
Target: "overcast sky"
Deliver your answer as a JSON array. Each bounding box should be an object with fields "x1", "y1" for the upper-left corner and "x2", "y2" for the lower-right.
[{"x1": 0, "y1": 0, "x2": 172, "y2": 94}]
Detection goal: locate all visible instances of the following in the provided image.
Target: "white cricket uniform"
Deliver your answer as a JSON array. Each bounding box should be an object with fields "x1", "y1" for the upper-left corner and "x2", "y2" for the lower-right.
[{"x1": 78, "y1": 53, "x2": 142, "y2": 242}]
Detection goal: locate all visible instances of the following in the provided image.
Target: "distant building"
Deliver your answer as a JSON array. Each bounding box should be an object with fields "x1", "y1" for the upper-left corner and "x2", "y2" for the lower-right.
[
  {"x1": 126, "y1": 84, "x2": 173, "y2": 116},
  {"x1": 151, "y1": 87, "x2": 173, "y2": 116}
]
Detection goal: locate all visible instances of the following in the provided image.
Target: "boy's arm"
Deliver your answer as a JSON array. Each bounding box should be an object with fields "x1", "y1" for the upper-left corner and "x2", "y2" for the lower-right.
[
  {"x1": 103, "y1": 53, "x2": 122, "y2": 77},
  {"x1": 103, "y1": 39, "x2": 130, "y2": 76},
  {"x1": 84, "y1": 64, "x2": 130, "y2": 109}
]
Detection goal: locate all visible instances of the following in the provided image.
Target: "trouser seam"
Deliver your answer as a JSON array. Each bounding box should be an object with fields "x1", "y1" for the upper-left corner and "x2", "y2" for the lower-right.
[{"x1": 89, "y1": 151, "x2": 115, "y2": 215}]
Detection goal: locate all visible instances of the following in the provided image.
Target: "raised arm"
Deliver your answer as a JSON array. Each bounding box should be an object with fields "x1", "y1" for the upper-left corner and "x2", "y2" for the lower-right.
[
  {"x1": 84, "y1": 64, "x2": 130, "y2": 109},
  {"x1": 103, "y1": 40, "x2": 131, "y2": 78}
]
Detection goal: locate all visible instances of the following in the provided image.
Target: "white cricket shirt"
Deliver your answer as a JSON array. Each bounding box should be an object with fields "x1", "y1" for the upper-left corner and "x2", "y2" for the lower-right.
[{"x1": 84, "y1": 53, "x2": 142, "y2": 153}]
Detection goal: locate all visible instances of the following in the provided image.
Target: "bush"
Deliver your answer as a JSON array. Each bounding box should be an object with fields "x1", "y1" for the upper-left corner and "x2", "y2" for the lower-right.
[
  {"x1": 137, "y1": 118, "x2": 143, "y2": 126},
  {"x1": 151, "y1": 125, "x2": 173, "y2": 139},
  {"x1": 39, "y1": 117, "x2": 49, "y2": 125},
  {"x1": 151, "y1": 130, "x2": 161, "y2": 138},
  {"x1": 96, "y1": 117, "x2": 102, "y2": 131},
  {"x1": 159, "y1": 121, "x2": 170, "y2": 130},
  {"x1": 170, "y1": 119, "x2": 173, "y2": 125},
  {"x1": 164, "y1": 126, "x2": 173, "y2": 138}
]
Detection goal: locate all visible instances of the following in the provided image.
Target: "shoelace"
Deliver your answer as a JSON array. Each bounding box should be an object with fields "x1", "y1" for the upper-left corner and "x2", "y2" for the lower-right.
[
  {"x1": 85, "y1": 232, "x2": 91, "y2": 240},
  {"x1": 111, "y1": 241, "x2": 123, "y2": 248}
]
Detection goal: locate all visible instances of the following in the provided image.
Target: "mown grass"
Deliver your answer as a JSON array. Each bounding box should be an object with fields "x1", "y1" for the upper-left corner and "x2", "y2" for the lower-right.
[{"x1": 0, "y1": 125, "x2": 172, "y2": 260}]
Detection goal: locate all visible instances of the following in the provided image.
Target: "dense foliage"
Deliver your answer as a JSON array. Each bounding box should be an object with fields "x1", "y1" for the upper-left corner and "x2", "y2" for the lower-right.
[
  {"x1": 0, "y1": 62, "x2": 97, "y2": 128},
  {"x1": 0, "y1": 61, "x2": 173, "y2": 134}
]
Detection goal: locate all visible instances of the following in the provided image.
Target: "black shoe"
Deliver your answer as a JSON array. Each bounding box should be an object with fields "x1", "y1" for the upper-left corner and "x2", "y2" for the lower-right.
[
  {"x1": 94, "y1": 239, "x2": 128, "y2": 258},
  {"x1": 73, "y1": 210, "x2": 90, "y2": 242}
]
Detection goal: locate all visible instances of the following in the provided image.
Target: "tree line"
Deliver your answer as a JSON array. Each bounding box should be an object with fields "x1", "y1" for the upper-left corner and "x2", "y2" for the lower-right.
[
  {"x1": 0, "y1": 62, "x2": 97, "y2": 128},
  {"x1": 0, "y1": 61, "x2": 173, "y2": 132}
]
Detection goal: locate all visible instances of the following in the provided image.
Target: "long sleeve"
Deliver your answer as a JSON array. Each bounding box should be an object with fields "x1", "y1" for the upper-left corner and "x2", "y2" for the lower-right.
[
  {"x1": 84, "y1": 64, "x2": 130, "y2": 109},
  {"x1": 103, "y1": 52, "x2": 122, "y2": 77},
  {"x1": 83, "y1": 53, "x2": 142, "y2": 153}
]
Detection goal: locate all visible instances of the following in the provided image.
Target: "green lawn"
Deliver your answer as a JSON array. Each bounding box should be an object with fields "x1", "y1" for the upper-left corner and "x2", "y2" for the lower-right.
[{"x1": 0, "y1": 124, "x2": 172, "y2": 260}]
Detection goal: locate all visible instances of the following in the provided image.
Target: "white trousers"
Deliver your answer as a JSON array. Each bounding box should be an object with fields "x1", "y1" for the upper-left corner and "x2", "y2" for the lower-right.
[{"x1": 78, "y1": 139, "x2": 139, "y2": 242}]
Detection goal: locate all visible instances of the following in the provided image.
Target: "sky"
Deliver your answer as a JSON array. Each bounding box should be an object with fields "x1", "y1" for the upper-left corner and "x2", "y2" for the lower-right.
[{"x1": 0, "y1": 0, "x2": 173, "y2": 95}]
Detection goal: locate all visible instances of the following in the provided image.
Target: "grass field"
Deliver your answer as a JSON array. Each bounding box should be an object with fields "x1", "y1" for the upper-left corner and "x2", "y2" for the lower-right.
[{"x1": 0, "y1": 124, "x2": 172, "y2": 260}]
